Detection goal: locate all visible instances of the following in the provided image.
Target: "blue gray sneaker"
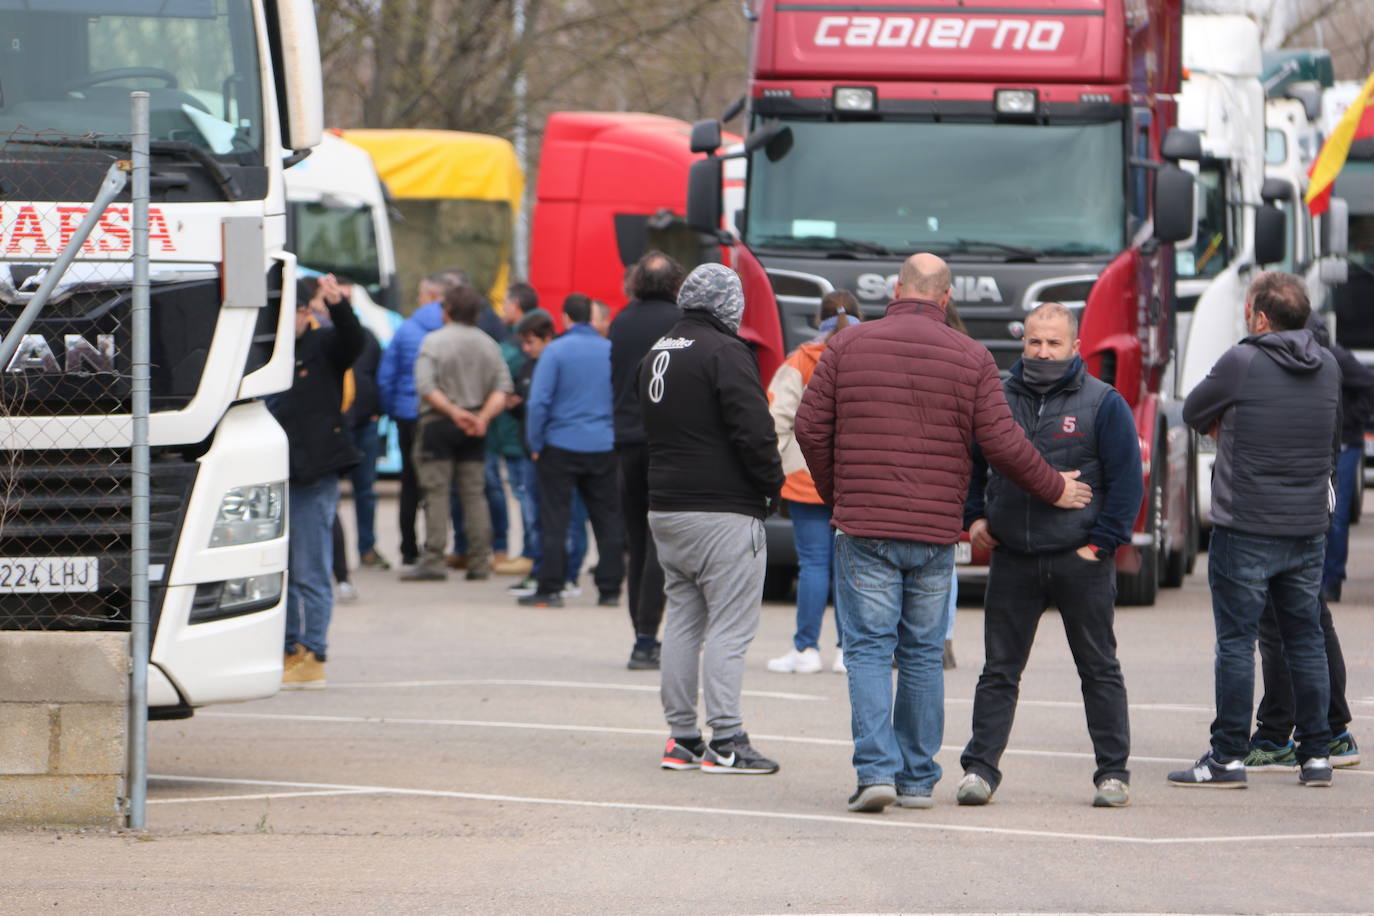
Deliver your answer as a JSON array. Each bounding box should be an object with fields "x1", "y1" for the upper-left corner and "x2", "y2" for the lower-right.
[
  {"x1": 1168, "y1": 751, "x2": 1247, "y2": 788},
  {"x1": 1299, "y1": 756, "x2": 1333, "y2": 787},
  {"x1": 1328, "y1": 732, "x2": 1360, "y2": 768},
  {"x1": 1243, "y1": 739, "x2": 1298, "y2": 771}
]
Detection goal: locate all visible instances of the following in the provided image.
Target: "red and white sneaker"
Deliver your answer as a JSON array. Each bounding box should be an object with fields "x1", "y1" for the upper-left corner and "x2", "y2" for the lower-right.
[{"x1": 660, "y1": 736, "x2": 706, "y2": 770}]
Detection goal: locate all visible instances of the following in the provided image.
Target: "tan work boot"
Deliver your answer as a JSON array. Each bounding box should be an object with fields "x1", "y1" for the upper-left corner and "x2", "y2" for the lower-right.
[
  {"x1": 493, "y1": 556, "x2": 534, "y2": 576},
  {"x1": 283, "y1": 643, "x2": 305, "y2": 676},
  {"x1": 282, "y1": 649, "x2": 326, "y2": 689}
]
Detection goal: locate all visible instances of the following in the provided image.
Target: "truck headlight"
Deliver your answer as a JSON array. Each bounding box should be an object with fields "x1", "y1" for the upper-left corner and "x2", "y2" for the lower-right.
[
  {"x1": 209, "y1": 482, "x2": 285, "y2": 547},
  {"x1": 833, "y1": 86, "x2": 876, "y2": 112},
  {"x1": 190, "y1": 573, "x2": 284, "y2": 623}
]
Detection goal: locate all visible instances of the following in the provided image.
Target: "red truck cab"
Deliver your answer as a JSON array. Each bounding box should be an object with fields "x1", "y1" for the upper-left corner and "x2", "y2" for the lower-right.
[{"x1": 687, "y1": 0, "x2": 1200, "y2": 603}]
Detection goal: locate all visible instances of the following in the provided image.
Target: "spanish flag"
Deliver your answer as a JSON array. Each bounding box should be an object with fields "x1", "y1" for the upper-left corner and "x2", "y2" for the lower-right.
[{"x1": 1306, "y1": 71, "x2": 1374, "y2": 216}]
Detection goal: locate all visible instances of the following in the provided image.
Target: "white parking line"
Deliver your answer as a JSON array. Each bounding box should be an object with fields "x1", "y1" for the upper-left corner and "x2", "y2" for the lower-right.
[
  {"x1": 196, "y1": 711, "x2": 1372, "y2": 773},
  {"x1": 322, "y1": 678, "x2": 826, "y2": 702},
  {"x1": 150, "y1": 789, "x2": 376, "y2": 805},
  {"x1": 148, "y1": 774, "x2": 1374, "y2": 846}
]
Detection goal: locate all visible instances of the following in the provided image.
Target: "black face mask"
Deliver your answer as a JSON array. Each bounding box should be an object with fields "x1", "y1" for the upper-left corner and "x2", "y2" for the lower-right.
[{"x1": 1020, "y1": 356, "x2": 1075, "y2": 393}]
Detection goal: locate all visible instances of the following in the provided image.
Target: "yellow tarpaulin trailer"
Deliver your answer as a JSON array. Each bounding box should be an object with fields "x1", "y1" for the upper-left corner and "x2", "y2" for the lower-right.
[{"x1": 343, "y1": 129, "x2": 523, "y2": 311}]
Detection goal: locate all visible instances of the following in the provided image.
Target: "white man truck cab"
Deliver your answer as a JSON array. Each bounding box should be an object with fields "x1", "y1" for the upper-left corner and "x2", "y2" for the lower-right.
[{"x1": 0, "y1": 0, "x2": 323, "y2": 717}]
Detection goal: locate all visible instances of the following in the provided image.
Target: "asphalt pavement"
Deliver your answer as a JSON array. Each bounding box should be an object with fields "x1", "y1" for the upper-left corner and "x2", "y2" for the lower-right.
[{"x1": 3, "y1": 487, "x2": 1371, "y2": 915}]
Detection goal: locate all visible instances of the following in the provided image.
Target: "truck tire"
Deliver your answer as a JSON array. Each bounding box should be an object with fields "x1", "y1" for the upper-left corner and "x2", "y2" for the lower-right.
[
  {"x1": 1162, "y1": 441, "x2": 1195, "y2": 587},
  {"x1": 762, "y1": 565, "x2": 794, "y2": 602},
  {"x1": 1118, "y1": 436, "x2": 1162, "y2": 606}
]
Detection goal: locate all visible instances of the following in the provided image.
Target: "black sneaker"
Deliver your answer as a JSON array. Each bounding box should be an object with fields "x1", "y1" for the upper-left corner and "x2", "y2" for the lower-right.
[
  {"x1": 1299, "y1": 756, "x2": 1333, "y2": 787},
  {"x1": 701, "y1": 732, "x2": 779, "y2": 774},
  {"x1": 517, "y1": 591, "x2": 564, "y2": 608},
  {"x1": 597, "y1": 591, "x2": 619, "y2": 607},
  {"x1": 1167, "y1": 751, "x2": 1247, "y2": 788},
  {"x1": 847, "y1": 783, "x2": 896, "y2": 813},
  {"x1": 660, "y1": 736, "x2": 706, "y2": 770},
  {"x1": 627, "y1": 645, "x2": 660, "y2": 670}
]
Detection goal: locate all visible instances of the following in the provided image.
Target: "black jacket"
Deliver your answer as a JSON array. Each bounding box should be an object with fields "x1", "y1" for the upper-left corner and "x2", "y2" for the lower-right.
[
  {"x1": 1310, "y1": 314, "x2": 1374, "y2": 446},
  {"x1": 610, "y1": 297, "x2": 680, "y2": 447},
  {"x1": 1183, "y1": 328, "x2": 1340, "y2": 537},
  {"x1": 344, "y1": 327, "x2": 382, "y2": 429},
  {"x1": 269, "y1": 301, "x2": 366, "y2": 484},
  {"x1": 638, "y1": 310, "x2": 784, "y2": 519}
]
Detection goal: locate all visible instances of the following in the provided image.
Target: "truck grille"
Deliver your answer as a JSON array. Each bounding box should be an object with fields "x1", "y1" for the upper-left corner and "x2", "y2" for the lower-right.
[{"x1": 0, "y1": 449, "x2": 196, "y2": 631}]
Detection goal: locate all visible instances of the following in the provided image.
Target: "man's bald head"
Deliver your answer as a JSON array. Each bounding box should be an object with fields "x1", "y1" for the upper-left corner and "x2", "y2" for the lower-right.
[{"x1": 897, "y1": 253, "x2": 952, "y2": 302}]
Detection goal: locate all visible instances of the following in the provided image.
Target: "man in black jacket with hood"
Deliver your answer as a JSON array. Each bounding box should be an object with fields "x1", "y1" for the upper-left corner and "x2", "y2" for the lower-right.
[
  {"x1": 641, "y1": 263, "x2": 785, "y2": 775},
  {"x1": 269, "y1": 274, "x2": 365, "y2": 689},
  {"x1": 1172, "y1": 271, "x2": 1339, "y2": 789},
  {"x1": 609, "y1": 251, "x2": 684, "y2": 670}
]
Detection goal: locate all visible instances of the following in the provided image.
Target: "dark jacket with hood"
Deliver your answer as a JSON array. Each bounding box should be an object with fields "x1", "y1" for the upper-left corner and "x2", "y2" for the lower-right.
[
  {"x1": 1183, "y1": 328, "x2": 1340, "y2": 537},
  {"x1": 966, "y1": 356, "x2": 1142, "y2": 554},
  {"x1": 1310, "y1": 314, "x2": 1374, "y2": 447},
  {"x1": 638, "y1": 309, "x2": 784, "y2": 519},
  {"x1": 269, "y1": 299, "x2": 366, "y2": 485},
  {"x1": 610, "y1": 297, "x2": 681, "y2": 447}
]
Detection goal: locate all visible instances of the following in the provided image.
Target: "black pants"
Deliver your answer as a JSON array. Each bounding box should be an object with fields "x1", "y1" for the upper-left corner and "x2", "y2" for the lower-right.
[
  {"x1": 618, "y1": 443, "x2": 665, "y2": 641},
  {"x1": 1253, "y1": 595, "x2": 1350, "y2": 744},
  {"x1": 961, "y1": 548, "x2": 1130, "y2": 788},
  {"x1": 396, "y1": 418, "x2": 420, "y2": 563},
  {"x1": 331, "y1": 512, "x2": 349, "y2": 584},
  {"x1": 536, "y1": 446, "x2": 625, "y2": 598}
]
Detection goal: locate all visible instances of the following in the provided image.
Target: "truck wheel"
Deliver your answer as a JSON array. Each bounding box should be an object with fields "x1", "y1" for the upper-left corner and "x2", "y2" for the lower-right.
[
  {"x1": 1118, "y1": 439, "x2": 1162, "y2": 606},
  {"x1": 1162, "y1": 445, "x2": 1195, "y2": 587}
]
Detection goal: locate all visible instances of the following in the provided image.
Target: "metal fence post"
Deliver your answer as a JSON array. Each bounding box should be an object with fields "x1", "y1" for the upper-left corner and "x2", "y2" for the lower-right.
[{"x1": 127, "y1": 91, "x2": 151, "y2": 830}]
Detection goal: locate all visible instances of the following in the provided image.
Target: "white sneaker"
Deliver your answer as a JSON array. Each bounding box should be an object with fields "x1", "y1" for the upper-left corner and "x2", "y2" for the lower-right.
[
  {"x1": 336, "y1": 581, "x2": 359, "y2": 603},
  {"x1": 767, "y1": 647, "x2": 823, "y2": 674},
  {"x1": 561, "y1": 582, "x2": 583, "y2": 598},
  {"x1": 832, "y1": 649, "x2": 846, "y2": 674}
]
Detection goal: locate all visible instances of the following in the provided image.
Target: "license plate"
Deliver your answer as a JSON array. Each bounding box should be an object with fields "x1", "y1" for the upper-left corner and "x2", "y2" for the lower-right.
[
  {"x1": 0, "y1": 557, "x2": 99, "y2": 593},
  {"x1": 955, "y1": 542, "x2": 972, "y2": 565}
]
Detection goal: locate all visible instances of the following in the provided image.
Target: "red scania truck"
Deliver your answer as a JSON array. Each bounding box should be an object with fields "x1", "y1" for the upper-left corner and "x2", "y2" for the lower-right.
[{"x1": 686, "y1": 0, "x2": 1201, "y2": 604}]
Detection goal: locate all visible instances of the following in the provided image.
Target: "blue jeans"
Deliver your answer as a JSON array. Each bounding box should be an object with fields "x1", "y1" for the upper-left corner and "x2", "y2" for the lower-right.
[
  {"x1": 286, "y1": 475, "x2": 340, "y2": 659},
  {"x1": 349, "y1": 421, "x2": 381, "y2": 557},
  {"x1": 946, "y1": 566, "x2": 958, "y2": 640},
  {"x1": 835, "y1": 533, "x2": 953, "y2": 794},
  {"x1": 1322, "y1": 444, "x2": 1361, "y2": 590},
  {"x1": 1207, "y1": 526, "x2": 1331, "y2": 762},
  {"x1": 789, "y1": 500, "x2": 841, "y2": 651}
]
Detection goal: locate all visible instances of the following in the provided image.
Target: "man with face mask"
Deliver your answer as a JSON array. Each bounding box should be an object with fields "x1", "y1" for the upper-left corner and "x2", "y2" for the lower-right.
[
  {"x1": 641, "y1": 263, "x2": 785, "y2": 775},
  {"x1": 959, "y1": 301, "x2": 1142, "y2": 808}
]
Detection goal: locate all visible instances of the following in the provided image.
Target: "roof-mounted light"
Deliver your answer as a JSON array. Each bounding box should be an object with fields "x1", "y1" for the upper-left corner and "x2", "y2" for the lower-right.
[
  {"x1": 833, "y1": 86, "x2": 876, "y2": 113},
  {"x1": 994, "y1": 89, "x2": 1038, "y2": 117}
]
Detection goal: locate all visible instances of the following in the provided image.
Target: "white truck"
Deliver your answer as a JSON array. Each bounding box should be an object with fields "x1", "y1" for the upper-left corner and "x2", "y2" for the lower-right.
[
  {"x1": 0, "y1": 0, "x2": 323, "y2": 718},
  {"x1": 1171, "y1": 15, "x2": 1277, "y2": 534}
]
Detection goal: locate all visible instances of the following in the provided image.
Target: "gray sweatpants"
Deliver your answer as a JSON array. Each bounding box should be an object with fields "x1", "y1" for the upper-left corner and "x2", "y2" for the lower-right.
[{"x1": 649, "y1": 510, "x2": 766, "y2": 740}]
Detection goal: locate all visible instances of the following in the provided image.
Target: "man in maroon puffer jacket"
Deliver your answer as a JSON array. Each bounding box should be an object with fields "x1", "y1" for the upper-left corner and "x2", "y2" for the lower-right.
[{"x1": 795, "y1": 252, "x2": 1092, "y2": 813}]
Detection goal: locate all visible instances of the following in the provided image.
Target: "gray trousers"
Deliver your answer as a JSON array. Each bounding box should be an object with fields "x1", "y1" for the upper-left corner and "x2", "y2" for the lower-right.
[
  {"x1": 415, "y1": 455, "x2": 489, "y2": 576},
  {"x1": 649, "y1": 510, "x2": 766, "y2": 740}
]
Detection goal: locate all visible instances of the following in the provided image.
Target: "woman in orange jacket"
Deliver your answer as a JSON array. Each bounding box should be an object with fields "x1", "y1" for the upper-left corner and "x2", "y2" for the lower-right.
[{"x1": 765, "y1": 291, "x2": 862, "y2": 674}]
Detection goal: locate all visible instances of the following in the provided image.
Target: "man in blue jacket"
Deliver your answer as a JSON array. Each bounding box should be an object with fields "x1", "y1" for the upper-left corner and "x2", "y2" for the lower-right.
[
  {"x1": 520, "y1": 294, "x2": 624, "y2": 608},
  {"x1": 378, "y1": 272, "x2": 460, "y2": 566},
  {"x1": 960, "y1": 302, "x2": 1142, "y2": 809}
]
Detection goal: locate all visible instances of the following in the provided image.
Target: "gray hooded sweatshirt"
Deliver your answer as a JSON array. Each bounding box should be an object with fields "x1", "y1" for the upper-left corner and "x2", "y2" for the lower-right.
[{"x1": 1182, "y1": 328, "x2": 1340, "y2": 537}]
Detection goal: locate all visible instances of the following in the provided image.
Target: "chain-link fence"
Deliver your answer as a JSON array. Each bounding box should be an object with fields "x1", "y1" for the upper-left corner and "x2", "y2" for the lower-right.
[{"x1": 0, "y1": 126, "x2": 139, "y2": 633}]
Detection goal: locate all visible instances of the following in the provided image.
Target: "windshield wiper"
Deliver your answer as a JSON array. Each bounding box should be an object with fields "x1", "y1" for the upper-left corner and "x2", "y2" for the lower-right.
[
  {"x1": 5, "y1": 134, "x2": 242, "y2": 201},
  {"x1": 1036, "y1": 243, "x2": 1113, "y2": 257},
  {"x1": 938, "y1": 238, "x2": 1039, "y2": 260},
  {"x1": 751, "y1": 234, "x2": 892, "y2": 256}
]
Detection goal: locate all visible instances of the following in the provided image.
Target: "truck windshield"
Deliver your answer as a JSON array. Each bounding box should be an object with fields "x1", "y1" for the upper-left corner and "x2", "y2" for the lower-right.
[
  {"x1": 0, "y1": 0, "x2": 262, "y2": 161},
  {"x1": 744, "y1": 119, "x2": 1125, "y2": 257},
  {"x1": 1335, "y1": 160, "x2": 1374, "y2": 269},
  {"x1": 289, "y1": 199, "x2": 384, "y2": 296}
]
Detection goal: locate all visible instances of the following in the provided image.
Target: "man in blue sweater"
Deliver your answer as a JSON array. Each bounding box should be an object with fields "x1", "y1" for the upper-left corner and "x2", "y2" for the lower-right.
[
  {"x1": 520, "y1": 294, "x2": 624, "y2": 608},
  {"x1": 959, "y1": 302, "x2": 1142, "y2": 809}
]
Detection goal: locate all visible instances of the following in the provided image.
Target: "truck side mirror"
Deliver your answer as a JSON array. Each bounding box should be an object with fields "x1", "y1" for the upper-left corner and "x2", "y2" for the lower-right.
[
  {"x1": 690, "y1": 119, "x2": 722, "y2": 155},
  {"x1": 1261, "y1": 177, "x2": 1294, "y2": 203},
  {"x1": 1153, "y1": 164, "x2": 1195, "y2": 243},
  {"x1": 686, "y1": 157, "x2": 724, "y2": 235},
  {"x1": 1323, "y1": 197, "x2": 1349, "y2": 259},
  {"x1": 273, "y1": 0, "x2": 324, "y2": 152},
  {"x1": 1285, "y1": 81, "x2": 1322, "y2": 122},
  {"x1": 1254, "y1": 205, "x2": 1286, "y2": 265},
  {"x1": 1161, "y1": 128, "x2": 1203, "y2": 162}
]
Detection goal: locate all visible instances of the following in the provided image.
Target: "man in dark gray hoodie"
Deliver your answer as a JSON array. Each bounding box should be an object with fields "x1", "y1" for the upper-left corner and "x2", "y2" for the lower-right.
[{"x1": 1170, "y1": 272, "x2": 1340, "y2": 790}]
